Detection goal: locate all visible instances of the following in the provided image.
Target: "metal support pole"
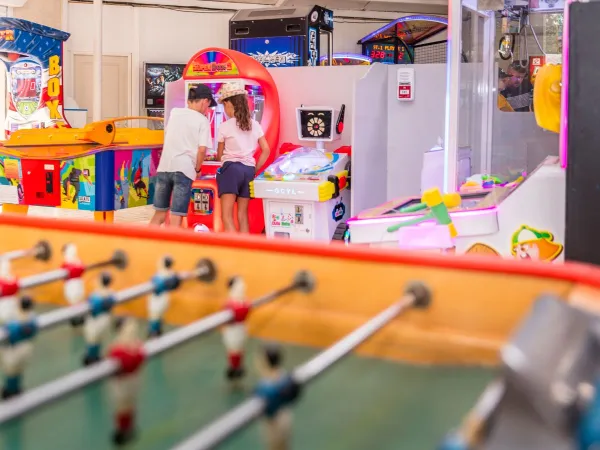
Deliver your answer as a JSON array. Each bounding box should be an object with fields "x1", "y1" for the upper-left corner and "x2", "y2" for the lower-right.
[
  {"x1": 173, "y1": 283, "x2": 431, "y2": 450},
  {"x1": 444, "y1": 0, "x2": 463, "y2": 193},
  {"x1": 93, "y1": 0, "x2": 103, "y2": 122}
]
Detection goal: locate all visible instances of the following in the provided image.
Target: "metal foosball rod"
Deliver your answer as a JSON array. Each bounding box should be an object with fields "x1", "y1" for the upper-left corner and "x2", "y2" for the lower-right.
[
  {"x1": 171, "y1": 281, "x2": 432, "y2": 450},
  {"x1": 438, "y1": 379, "x2": 506, "y2": 450},
  {"x1": 0, "y1": 249, "x2": 128, "y2": 297},
  {"x1": 0, "y1": 258, "x2": 218, "y2": 344},
  {"x1": 0, "y1": 271, "x2": 315, "y2": 424},
  {"x1": 0, "y1": 241, "x2": 52, "y2": 262}
]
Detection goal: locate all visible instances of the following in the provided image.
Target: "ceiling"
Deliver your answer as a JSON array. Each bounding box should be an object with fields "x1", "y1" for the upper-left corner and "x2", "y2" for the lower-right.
[
  {"x1": 92, "y1": 0, "x2": 447, "y2": 16},
  {"x1": 281, "y1": 0, "x2": 447, "y2": 14}
]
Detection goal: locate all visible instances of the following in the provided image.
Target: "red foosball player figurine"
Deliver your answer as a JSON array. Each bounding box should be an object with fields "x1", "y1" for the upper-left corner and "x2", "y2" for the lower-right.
[
  {"x1": 222, "y1": 276, "x2": 250, "y2": 381},
  {"x1": 254, "y1": 343, "x2": 301, "y2": 450},
  {"x1": 61, "y1": 243, "x2": 86, "y2": 327},
  {"x1": 108, "y1": 317, "x2": 145, "y2": 446},
  {"x1": 0, "y1": 258, "x2": 19, "y2": 324}
]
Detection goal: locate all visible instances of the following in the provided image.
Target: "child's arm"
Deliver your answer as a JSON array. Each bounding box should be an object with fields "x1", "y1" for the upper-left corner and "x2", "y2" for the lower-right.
[
  {"x1": 217, "y1": 142, "x2": 225, "y2": 162},
  {"x1": 255, "y1": 136, "x2": 271, "y2": 173},
  {"x1": 196, "y1": 146, "x2": 207, "y2": 173},
  {"x1": 196, "y1": 119, "x2": 210, "y2": 172}
]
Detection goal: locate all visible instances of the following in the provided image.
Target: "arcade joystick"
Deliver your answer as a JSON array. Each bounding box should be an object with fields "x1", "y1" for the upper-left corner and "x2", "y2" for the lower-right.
[{"x1": 336, "y1": 104, "x2": 346, "y2": 134}]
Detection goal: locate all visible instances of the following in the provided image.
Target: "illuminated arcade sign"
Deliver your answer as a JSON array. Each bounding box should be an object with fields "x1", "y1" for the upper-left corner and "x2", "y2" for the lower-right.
[
  {"x1": 185, "y1": 51, "x2": 240, "y2": 78},
  {"x1": 367, "y1": 43, "x2": 396, "y2": 63}
]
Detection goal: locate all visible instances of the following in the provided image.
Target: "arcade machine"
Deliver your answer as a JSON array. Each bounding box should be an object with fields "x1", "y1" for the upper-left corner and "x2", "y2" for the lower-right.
[
  {"x1": 319, "y1": 53, "x2": 372, "y2": 66},
  {"x1": 358, "y1": 15, "x2": 448, "y2": 65},
  {"x1": 0, "y1": 19, "x2": 163, "y2": 222},
  {"x1": 0, "y1": 118, "x2": 164, "y2": 221},
  {"x1": 163, "y1": 48, "x2": 280, "y2": 233},
  {"x1": 346, "y1": 12, "x2": 566, "y2": 263},
  {"x1": 252, "y1": 105, "x2": 350, "y2": 241},
  {"x1": 229, "y1": 5, "x2": 334, "y2": 67},
  {"x1": 0, "y1": 18, "x2": 71, "y2": 134}
]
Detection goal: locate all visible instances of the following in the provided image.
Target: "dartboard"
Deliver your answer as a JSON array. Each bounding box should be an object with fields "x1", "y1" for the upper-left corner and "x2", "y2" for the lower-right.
[{"x1": 307, "y1": 116, "x2": 326, "y2": 137}]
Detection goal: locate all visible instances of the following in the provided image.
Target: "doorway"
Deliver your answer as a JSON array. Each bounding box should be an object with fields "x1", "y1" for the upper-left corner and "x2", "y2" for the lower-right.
[{"x1": 73, "y1": 54, "x2": 130, "y2": 125}]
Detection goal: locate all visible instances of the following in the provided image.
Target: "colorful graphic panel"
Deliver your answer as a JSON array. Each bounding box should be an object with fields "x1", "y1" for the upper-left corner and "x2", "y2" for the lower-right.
[
  {"x1": 0, "y1": 155, "x2": 23, "y2": 204},
  {"x1": 185, "y1": 51, "x2": 239, "y2": 78},
  {"x1": 0, "y1": 18, "x2": 71, "y2": 135},
  {"x1": 232, "y1": 36, "x2": 305, "y2": 68},
  {"x1": 60, "y1": 156, "x2": 96, "y2": 211},
  {"x1": 114, "y1": 149, "x2": 157, "y2": 210}
]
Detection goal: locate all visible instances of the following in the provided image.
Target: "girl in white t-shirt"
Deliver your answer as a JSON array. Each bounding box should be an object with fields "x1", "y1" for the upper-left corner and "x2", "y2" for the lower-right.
[{"x1": 216, "y1": 82, "x2": 270, "y2": 233}]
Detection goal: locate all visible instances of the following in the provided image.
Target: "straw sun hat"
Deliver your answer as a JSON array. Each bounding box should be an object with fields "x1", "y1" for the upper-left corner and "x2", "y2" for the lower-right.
[{"x1": 217, "y1": 82, "x2": 247, "y2": 104}]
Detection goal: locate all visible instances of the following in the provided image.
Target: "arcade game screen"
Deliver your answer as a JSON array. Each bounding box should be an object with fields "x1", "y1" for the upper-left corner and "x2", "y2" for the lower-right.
[
  {"x1": 185, "y1": 82, "x2": 265, "y2": 161},
  {"x1": 144, "y1": 63, "x2": 185, "y2": 108}
]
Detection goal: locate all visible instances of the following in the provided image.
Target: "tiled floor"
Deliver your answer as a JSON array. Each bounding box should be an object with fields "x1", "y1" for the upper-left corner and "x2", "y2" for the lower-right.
[{"x1": 2, "y1": 205, "x2": 155, "y2": 224}]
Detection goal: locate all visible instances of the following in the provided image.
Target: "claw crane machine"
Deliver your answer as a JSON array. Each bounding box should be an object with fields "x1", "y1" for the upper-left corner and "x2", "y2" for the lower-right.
[{"x1": 348, "y1": 0, "x2": 565, "y2": 258}]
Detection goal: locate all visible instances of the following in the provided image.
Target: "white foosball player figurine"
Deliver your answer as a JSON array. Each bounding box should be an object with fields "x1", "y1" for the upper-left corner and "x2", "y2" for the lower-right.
[
  {"x1": 193, "y1": 223, "x2": 210, "y2": 233},
  {"x1": 222, "y1": 276, "x2": 250, "y2": 381},
  {"x1": 83, "y1": 272, "x2": 116, "y2": 366},
  {"x1": 61, "y1": 243, "x2": 86, "y2": 327},
  {"x1": 147, "y1": 256, "x2": 176, "y2": 338},
  {"x1": 0, "y1": 259, "x2": 19, "y2": 324},
  {"x1": 108, "y1": 317, "x2": 145, "y2": 445},
  {"x1": 1, "y1": 296, "x2": 37, "y2": 398}
]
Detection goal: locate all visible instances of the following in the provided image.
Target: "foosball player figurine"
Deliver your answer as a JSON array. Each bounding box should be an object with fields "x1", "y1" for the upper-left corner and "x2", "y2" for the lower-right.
[
  {"x1": 1, "y1": 296, "x2": 37, "y2": 398},
  {"x1": 222, "y1": 276, "x2": 250, "y2": 381},
  {"x1": 83, "y1": 272, "x2": 116, "y2": 366},
  {"x1": 0, "y1": 258, "x2": 20, "y2": 324},
  {"x1": 108, "y1": 317, "x2": 145, "y2": 446},
  {"x1": 147, "y1": 256, "x2": 179, "y2": 338},
  {"x1": 255, "y1": 343, "x2": 301, "y2": 450},
  {"x1": 61, "y1": 243, "x2": 86, "y2": 327}
]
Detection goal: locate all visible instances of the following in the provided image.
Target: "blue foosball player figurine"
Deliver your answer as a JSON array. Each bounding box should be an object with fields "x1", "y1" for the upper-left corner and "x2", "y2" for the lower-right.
[
  {"x1": 255, "y1": 343, "x2": 301, "y2": 450},
  {"x1": 147, "y1": 256, "x2": 180, "y2": 338},
  {"x1": 578, "y1": 378, "x2": 600, "y2": 450},
  {"x1": 0, "y1": 296, "x2": 37, "y2": 398},
  {"x1": 83, "y1": 272, "x2": 116, "y2": 366}
]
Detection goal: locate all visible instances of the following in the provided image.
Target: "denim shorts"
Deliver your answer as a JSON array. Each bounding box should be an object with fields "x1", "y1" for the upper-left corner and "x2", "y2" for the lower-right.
[
  {"x1": 216, "y1": 161, "x2": 255, "y2": 198},
  {"x1": 153, "y1": 171, "x2": 192, "y2": 216}
]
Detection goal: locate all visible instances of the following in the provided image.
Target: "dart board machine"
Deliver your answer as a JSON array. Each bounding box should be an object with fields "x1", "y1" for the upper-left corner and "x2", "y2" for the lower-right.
[{"x1": 252, "y1": 106, "x2": 350, "y2": 241}]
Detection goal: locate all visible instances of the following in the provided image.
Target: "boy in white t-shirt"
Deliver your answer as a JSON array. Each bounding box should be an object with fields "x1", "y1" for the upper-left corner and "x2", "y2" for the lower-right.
[
  {"x1": 150, "y1": 85, "x2": 215, "y2": 227},
  {"x1": 216, "y1": 82, "x2": 270, "y2": 233}
]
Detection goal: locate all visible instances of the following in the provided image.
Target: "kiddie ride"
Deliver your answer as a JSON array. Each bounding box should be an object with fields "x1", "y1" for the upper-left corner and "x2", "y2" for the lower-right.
[
  {"x1": 164, "y1": 48, "x2": 280, "y2": 234},
  {"x1": 252, "y1": 105, "x2": 351, "y2": 241}
]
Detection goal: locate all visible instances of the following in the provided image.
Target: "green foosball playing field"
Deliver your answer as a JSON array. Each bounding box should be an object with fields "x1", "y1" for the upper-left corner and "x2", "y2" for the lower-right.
[{"x1": 0, "y1": 312, "x2": 493, "y2": 450}]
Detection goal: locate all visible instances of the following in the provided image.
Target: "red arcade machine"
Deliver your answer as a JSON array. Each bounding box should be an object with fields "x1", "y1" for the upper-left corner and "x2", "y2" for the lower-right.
[{"x1": 164, "y1": 48, "x2": 280, "y2": 233}]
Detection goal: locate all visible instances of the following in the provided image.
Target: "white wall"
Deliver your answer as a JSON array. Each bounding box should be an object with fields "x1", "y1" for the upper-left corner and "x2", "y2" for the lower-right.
[{"x1": 64, "y1": 3, "x2": 445, "y2": 118}]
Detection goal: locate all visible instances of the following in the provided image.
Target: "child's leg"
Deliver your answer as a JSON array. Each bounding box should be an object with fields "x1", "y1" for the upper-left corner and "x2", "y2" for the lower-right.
[
  {"x1": 150, "y1": 172, "x2": 173, "y2": 226},
  {"x1": 220, "y1": 194, "x2": 237, "y2": 232},
  {"x1": 237, "y1": 198, "x2": 250, "y2": 233},
  {"x1": 169, "y1": 172, "x2": 193, "y2": 227},
  {"x1": 237, "y1": 164, "x2": 256, "y2": 234}
]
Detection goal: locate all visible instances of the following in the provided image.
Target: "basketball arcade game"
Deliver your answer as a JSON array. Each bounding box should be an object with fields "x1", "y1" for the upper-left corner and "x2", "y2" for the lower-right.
[
  {"x1": 252, "y1": 105, "x2": 350, "y2": 240},
  {"x1": 164, "y1": 48, "x2": 280, "y2": 233},
  {"x1": 0, "y1": 18, "x2": 71, "y2": 134}
]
